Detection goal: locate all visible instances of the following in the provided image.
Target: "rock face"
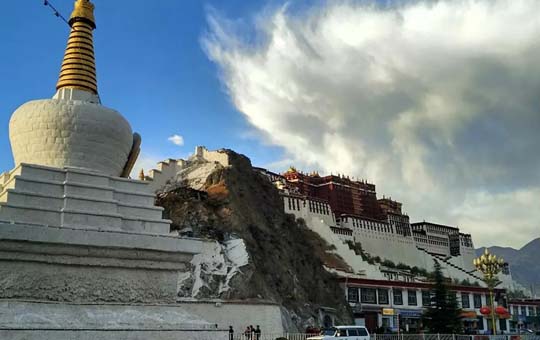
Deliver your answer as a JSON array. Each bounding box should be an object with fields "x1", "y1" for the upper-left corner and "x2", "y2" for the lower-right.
[{"x1": 156, "y1": 149, "x2": 352, "y2": 330}]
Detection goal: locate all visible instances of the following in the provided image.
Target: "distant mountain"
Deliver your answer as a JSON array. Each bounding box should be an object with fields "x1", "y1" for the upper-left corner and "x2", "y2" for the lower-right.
[{"x1": 477, "y1": 238, "x2": 540, "y2": 294}]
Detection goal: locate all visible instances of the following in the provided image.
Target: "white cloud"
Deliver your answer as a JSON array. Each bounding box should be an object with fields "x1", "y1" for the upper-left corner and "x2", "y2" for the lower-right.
[
  {"x1": 204, "y1": 0, "x2": 540, "y2": 248},
  {"x1": 168, "y1": 134, "x2": 185, "y2": 146}
]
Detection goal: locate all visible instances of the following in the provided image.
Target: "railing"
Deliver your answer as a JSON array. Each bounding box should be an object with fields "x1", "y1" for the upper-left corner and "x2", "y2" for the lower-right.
[
  {"x1": 371, "y1": 335, "x2": 540, "y2": 340},
  {"x1": 232, "y1": 333, "x2": 311, "y2": 340}
]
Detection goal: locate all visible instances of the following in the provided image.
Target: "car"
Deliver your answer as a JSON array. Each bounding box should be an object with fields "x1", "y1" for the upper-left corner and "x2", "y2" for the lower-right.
[{"x1": 307, "y1": 325, "x2": 370, "y2": 340}]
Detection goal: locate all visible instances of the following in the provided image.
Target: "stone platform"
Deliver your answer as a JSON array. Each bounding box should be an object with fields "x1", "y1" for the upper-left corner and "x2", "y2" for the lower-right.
[
  {"x1": 0, "y1": 163, "x2": 171, "y2": 234},
  {"x1": 0, "y1": 163, "x2": 205, "y2": 304},
  {"x1": 0, "y1": 300, "x2": 227, "y2": 340}
]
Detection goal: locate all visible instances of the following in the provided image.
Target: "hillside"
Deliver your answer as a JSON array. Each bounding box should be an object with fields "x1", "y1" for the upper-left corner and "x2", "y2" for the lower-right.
[
  {"x1": 155, "y1": 150, "x2": 353, "y2": 331},
  {"x1": 477, "y1": 238, "x2": 540, "y2": 293}
]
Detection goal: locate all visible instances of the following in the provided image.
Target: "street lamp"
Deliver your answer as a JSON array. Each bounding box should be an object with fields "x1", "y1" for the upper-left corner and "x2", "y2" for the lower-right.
[{"x1": 473, "y1": 249, "x2": 505, "y2": 335}]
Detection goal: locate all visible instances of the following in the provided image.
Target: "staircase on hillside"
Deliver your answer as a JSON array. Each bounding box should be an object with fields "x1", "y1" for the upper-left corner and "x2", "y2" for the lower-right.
[{"x1": 417, "y1": 246, "x2": 482, "y2": 281}]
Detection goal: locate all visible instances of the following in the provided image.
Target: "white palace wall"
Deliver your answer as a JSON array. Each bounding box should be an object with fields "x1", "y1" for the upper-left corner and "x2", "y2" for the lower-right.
[
  {"x1": 281, "y1": 192, "x2": 491, "y2": 285},
  {"x1": 340, "y1": 216, "x2": 424, "y2": 268}
]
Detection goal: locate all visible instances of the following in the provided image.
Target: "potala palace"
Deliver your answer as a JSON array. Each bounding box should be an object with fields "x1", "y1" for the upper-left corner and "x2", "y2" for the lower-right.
[
  {"x1": 2, "y1": 0, "x2": 538, "y2": 338},
  {"x1": 143, "y1": 147, "x2": 532, "y2": 333}
]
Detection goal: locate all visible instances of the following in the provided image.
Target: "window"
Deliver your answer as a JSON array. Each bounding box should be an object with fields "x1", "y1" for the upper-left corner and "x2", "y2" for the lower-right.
[
  {"x1": 477, "y1": 316, "x2": 484, "y2": 330},
  {"x1": 336, "y1": 329, "x2": 347, "y2": 337},
  {"x1": 348, "y1": 287, "x2": 358, "y2": 302},
  {"x1": 461, "y1": 293, "x2": 470, "y2": 308},
  {"x1": 378, "y1": 289, "x2": 389, "y2": 304},
  {"x1": 393, "y1": 289, "x2": 403, "y2": 305},
  {"x1": 357, "y1": 328, "x2": 368, "y2": 336},
  {"x1": 528, "y1": 306, "x2": 533, "y2": 316},
  {"x1": 473, "y1": 294, "x2": 482, "y2": 308},
  {"x1": 361, "y1": 288, "x2": 377, "y2": 304},
  {"x1": 536, "y1": 307, "x2": 540, "y2": 316},
  {"x1": 499, "y1": 319, "x2": 507, "y2": 331},
  {"x1": 347, "y1": 329, "x2": 359, "y2": 336},
  {"x1": 407, "y1": 290, "x2": 417, "y2": 306},
  {"x1": 422, "y1": 291, "x2": 431, "y2": 306}
]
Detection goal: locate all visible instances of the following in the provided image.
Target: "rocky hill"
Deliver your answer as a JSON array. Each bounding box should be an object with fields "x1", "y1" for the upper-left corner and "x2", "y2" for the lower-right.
[
  {"x1": 477, "y1": 238, "x2": 540, "y2": 294},
  {"x1": 155, "y1": 150, "x2": 353, "y2": 330}
]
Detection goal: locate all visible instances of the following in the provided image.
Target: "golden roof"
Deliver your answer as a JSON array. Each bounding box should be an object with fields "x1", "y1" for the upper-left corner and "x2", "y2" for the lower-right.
[{"x1": 286, "y1": 166, "x2": 297, "y2": 173}]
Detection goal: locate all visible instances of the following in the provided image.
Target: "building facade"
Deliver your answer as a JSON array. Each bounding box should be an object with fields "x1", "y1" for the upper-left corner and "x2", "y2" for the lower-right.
[{"x1": 342, "y1": 277, "x2": 509, "y2": 334}]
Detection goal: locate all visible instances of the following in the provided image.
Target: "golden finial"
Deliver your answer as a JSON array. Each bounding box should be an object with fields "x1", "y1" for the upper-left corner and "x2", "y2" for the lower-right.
[
  {"x1": 138, "y1": 169, "x2": 145, "y2": 181},
  {"x1": 70, "y1": 0, "x2": 96, "y2": 28},
  {"x1": 56, "y1": 0, "x2": 98, "y2": 94}
]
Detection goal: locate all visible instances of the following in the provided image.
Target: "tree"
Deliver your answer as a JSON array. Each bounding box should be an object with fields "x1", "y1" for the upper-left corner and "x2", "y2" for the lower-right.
[{"x1": 422, "y1": 261, "x2": 463, "y2": 333}]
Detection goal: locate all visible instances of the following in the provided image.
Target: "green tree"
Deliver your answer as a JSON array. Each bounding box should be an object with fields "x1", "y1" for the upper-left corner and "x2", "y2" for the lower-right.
[{"x1": 422, "y1": 261, "x2": 463, "y2": 333}]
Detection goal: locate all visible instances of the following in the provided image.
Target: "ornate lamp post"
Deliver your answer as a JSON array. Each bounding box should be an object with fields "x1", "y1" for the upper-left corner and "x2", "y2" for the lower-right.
[{"x1": 473, "y1": 249, "x2": 505, "y2": 335}]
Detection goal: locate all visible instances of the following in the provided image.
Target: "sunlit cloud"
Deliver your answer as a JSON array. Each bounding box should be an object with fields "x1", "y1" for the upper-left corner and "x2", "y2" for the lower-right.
[
  {"x1": 203, "y1": 0, "x2": 540, "y2": 248},
  {"x1": 168, "y1": 134, "x2": 185, "y2": 146}
]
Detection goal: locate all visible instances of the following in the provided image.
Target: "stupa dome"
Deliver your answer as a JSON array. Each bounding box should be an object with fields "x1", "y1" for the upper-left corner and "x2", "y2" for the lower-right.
[
  {"x1": 10, "y1": 93, "x2": 133, "y2": 176},
  {"x1": 8, "y1": 0, "x2": 138, "y2": 177}
]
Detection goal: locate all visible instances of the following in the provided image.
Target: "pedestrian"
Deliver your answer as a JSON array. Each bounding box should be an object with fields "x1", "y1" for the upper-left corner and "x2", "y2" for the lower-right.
[
  {"x1": 229, "y1": 325, "x2": 234, "y2": 340},
  {"x1": 250, "y1": 325, "x2": 255, "y2": 339},
  {"x1": 244, "y1": 326, "x2": 252, "y2": 339},
  {"x1": 255, "y1": 325, "x2": 261, "y2": 340}
]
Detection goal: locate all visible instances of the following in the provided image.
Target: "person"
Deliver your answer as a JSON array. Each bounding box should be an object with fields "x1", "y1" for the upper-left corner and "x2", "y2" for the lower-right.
[
  {"x1": 244, "y1": 326, "x2": 252, "y2": 339},
  {"x1": 255, "y1": 325, "x2": 261, "y2": 340},
  {"x1": 228, "y1": 325, "x2": 234, "y2": 340},
  {"x1": 250, "y1": 325, "x2": 255, "y2": 339}
]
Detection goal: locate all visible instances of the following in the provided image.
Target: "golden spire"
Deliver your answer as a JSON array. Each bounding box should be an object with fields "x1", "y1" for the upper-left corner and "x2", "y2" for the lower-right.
[{"x1": 56, "y1": 0, "x2": 98, "y2": 94}]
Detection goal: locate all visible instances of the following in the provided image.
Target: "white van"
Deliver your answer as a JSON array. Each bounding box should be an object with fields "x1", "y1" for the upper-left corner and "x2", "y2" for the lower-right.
[{"x1": 307, "y1": 325, "x2": 370, "y2": 340}]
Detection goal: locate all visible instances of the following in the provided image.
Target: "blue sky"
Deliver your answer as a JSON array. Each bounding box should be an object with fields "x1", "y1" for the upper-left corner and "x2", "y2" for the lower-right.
[
  {"x1": 1, "y1": 0, "x2": 539, "y2": 247},
  {"x1": 0, "y1": 0, "x2": 286, "y2": 172}
]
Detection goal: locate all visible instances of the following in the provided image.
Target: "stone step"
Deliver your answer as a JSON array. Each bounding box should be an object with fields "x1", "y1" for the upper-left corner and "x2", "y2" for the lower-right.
[
  {"x1": 0, "y1": 189, "x2": 63, "y2": 209},
  {"x1": 0, "y1": 164, "x2": 171, "y2": 236},
  {"x1": 0, "y1": 203, "x2": 62, "y2": 227}
]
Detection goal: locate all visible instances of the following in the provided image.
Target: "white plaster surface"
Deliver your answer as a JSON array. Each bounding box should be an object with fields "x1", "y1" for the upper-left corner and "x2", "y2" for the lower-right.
[
  {"x1": 9, "y1": 95, "x2": 133, "y2": 177},
  {"x1": 180, "y1": 239, "x2": 250, "y2": 298}
]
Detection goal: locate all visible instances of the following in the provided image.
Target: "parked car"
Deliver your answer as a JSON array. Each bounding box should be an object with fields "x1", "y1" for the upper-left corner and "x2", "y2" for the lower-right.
[{"x1": 307, "y1": 325, "x2": 370, "y2": 340}]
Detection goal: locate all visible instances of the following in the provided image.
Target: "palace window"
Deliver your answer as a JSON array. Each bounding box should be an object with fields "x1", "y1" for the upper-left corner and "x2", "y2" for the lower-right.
[
  {"x1": 407, "y1": 290, "x2": 417, "y2": 306},
  {"x1": 477, "y1": 317, "x2": 484, "y2": 330},
  {"x1": 461, "y1": 293, "x2": 470, "y2": 308},
  {"x1": 529, "y1": 306, "x2": 534, "y2": 316},
  {"x1": 393, "y1": 289, "x2": 403, "y2": 305},
  {"x1": 347, "y1": 287, "x2": 358, "y2": 302},
  {"x1": 473, "y1": 294, "x2": 482, "y2": 308},
  {"x1": 422, "y1": 291, "x2": 431, "y2": 307},
  {"x1": 361, "y1": 288, "x2": 377, "y2": 304},
  {"x1": 378, "y1": 289, "x2": 389, "y2": 304},
  {"x1": 499, "y1": 319, "x2": 507, "y2": 331},
  {"x1": 520, "y1": 306, "x2": 525, "y2": 315}
]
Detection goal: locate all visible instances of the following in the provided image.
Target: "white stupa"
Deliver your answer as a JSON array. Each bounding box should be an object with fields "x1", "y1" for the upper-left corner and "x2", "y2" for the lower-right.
[
  {"x1": 0, "y1": 3, "x2": 209, "y2": 337},
  {"x1": 9, "y1": 0, "x2": 138, "y2": 177},
  {"x1": 0, "y1": 0, "x2": 170, "y2": 233}
]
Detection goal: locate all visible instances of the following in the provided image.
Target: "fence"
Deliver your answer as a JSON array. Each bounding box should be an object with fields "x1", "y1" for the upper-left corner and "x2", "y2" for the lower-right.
[
  {"x1": 372, "y1": 335, "x2": 540, "y2": 340},
  {"x1": 232, "y1": 333, "x2": 311, "y2": 340},
  {"x1": 229, "y1": 334, "x2": 540, "y2": 340}
]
